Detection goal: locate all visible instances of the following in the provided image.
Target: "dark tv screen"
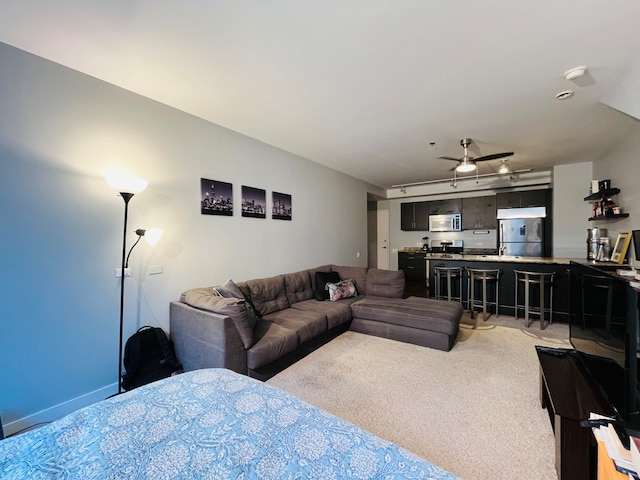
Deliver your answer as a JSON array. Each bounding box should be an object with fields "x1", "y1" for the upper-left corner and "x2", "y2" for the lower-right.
[{"x1": 569, "y1": 261, "x2": 640, "y2": 424}]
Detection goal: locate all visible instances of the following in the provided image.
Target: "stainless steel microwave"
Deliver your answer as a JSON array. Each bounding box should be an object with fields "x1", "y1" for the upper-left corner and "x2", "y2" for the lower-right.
[{"x1": 429, "y1": 213, "x2": 462, "y2": 232}]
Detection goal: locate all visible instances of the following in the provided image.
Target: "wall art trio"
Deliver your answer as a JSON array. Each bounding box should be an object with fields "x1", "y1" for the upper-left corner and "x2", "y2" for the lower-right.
[{"x1": 200, "y1": 178, "x2": 291, "y2": 221}]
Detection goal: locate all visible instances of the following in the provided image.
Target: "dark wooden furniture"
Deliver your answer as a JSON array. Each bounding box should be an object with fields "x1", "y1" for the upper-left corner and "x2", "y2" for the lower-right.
[
  {"x1": 496, "y1": 189, "x2": 549, "y2": 209},
  {"x1": 537, "y1": 347, "x2": 617, "y2": 480},
  {"x1": 428, "y1": 198, "x2": 461, "y2": 215},
  {"x1": 398, "y1": 251, "x2": 428, "y2": 297},
  {"x1": 400, "y1": 201, "x2": 429, "y2": 231},
  {"x1": 461, "y1": 195, "x2": 497, "y2": 230}
]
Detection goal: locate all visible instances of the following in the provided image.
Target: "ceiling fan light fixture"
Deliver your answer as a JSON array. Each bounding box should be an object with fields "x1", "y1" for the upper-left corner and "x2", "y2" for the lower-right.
[
  {"x1": 499, "y1": 160, "x2": 510, "y2": 174},
  {"x1": 456, "y1": 161, "x2": 476, "y2": 173}
]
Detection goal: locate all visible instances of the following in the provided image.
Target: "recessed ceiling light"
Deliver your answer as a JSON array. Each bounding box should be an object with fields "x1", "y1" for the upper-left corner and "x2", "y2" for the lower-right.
[
  {"x1": 564, "y1": 66, "x2": 587, "y2": 81},
  {"x1": 555, "y1": 90, "x2": 574, "y2": 100}
]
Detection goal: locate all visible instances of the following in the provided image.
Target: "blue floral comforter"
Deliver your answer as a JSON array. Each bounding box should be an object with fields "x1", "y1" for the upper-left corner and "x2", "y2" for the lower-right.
[{"x1": 0, "y1": 369, "x2": 459, "y2": 479}]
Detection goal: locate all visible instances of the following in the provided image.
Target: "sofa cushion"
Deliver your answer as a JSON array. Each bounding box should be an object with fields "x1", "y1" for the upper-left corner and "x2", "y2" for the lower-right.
[
  {"x1": 332, "y1": 266, "x2": 367, "y2": 295},
  {"x1": 181, "y1": 288, "x2": 256, "y2": 349},
  {"x1": 351, "y1": 297, "x2": 461, "y2": 336},
  {"x1": 263, "y1": 308, "x2": 328, "y2": 343},
  {"x1": 283, "y1": 271, "x2": 314, "y2": 305},
  {"x1": 366, "y1": 269, "x2": 405, "y2": 298},
  {"x1": 313, "y1": 271, "x2": 340, "y2": 301},
  {"x1": 291, "y1": 298, "x2": 355, "y2": 329},
  {"x1": 327, "y1": 279, "x2": 359, "y2": 301},
  {"x1": 247, "y1": 319, "x2": 298, "y2": 370},
  {"x1": 247, "y1": 275, "x2": 289, "y2": 316},
  {"x1": 215, "y1": 278, "x2": 260, "y2": 328}
]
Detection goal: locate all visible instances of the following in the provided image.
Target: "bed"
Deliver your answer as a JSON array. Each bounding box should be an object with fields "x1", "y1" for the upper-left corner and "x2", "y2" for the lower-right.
[{"x1": 0, "y1": 369, "x2": 459, "y2": 479}]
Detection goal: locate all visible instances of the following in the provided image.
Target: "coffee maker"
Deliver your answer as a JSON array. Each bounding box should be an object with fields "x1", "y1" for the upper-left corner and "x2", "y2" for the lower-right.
[{"x1": 587, "y1": 227, "x2": 607, "y2": 260}]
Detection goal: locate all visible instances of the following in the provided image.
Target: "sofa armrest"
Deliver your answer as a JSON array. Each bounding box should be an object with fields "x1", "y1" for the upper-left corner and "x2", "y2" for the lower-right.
[{"x1": 169, "y1": 301, "x2": 247, "y2": 375}]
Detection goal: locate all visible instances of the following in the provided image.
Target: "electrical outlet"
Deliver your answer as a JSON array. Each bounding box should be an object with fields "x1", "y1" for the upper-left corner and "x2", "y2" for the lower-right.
[{"x1": 114, "y1": 268, "x2": 131, "y2": 278}]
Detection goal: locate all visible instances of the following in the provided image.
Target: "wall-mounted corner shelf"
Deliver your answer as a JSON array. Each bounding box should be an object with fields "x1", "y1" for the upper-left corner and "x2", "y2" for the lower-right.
[
  {"x1": 584, "y1": 187, "x2": 629, "y2": 221},
  {"x1": 587, "y1": 213, "x2": 629, "y2": 221},
  {"x1": 583, "y1": 188, "x2": 620, "y2": 201}
]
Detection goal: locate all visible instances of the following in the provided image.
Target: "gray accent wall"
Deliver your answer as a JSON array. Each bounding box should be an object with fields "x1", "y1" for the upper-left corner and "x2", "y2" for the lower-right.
[{"x1": 0, "y1": 42, "x2": 374, "y2": 434}]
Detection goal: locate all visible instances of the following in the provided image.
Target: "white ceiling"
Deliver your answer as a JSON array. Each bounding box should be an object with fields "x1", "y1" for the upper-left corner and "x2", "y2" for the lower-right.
[{"x1": 2, "y1": 1, "x2": 640, "y2": 189}]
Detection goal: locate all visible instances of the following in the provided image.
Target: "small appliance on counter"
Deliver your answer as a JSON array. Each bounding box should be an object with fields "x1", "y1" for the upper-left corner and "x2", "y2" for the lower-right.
[
  {"x1": 421, "y1": 236, "x2": 430, "y2": 251},
  {"x1": 587, "y1": 227, "x2": 607, "y2": 260}
]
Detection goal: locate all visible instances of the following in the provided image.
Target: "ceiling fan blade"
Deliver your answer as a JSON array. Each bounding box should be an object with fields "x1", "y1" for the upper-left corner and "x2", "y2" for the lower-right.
[
  {"x1": 438, "y1": 155, "x2": 462, "y2": 161},
  {"x1": 475, "y1": 152, "x2": 514, "y2": 162}
]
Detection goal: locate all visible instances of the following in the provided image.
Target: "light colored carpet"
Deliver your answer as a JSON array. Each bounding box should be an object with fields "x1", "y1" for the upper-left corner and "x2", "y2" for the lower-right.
[{"x1": 267, "y1": 312, "x2": 571, "y2": 480}]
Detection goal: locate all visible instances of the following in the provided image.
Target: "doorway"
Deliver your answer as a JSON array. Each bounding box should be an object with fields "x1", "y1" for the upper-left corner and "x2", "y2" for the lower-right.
[{"x1": 376, "y1": 208, "x2": 390, "y2": 270}]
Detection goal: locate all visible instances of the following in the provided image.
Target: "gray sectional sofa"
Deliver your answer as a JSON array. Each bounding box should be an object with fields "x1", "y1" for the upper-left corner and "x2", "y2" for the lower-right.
[{"x1": 170, "y1": 264, "x2": 462, "y2": 380}]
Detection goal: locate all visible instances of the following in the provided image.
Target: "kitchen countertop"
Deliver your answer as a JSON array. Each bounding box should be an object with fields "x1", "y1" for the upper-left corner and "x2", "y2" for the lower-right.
[
  {"x1": 414, "y1": 253, "x2": 623, "y2": 267},
  {"x1": 399, "y1": 247, "x2": 626, "y2": 267}
]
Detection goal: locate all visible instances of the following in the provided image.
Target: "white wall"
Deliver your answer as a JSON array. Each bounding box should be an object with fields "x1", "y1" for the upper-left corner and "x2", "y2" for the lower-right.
[
  {"x1": 0, "y1": 43, "x2": 375, "y2": 434},
  {"x1": 592, "y1": 127, "x2": 640, "y2": 262},
  {"x1": 551, "y1": 163, "x2": 593, "y2": 258}
]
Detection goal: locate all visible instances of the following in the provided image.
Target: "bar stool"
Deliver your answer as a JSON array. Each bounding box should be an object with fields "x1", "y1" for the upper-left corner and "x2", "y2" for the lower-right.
[
  {"x1": 434, "y1": 266, "x2": 464, "y2": 305},
  {"x1": 579, "y1": 273, "x2": 621, "y2": 332},
  {"x1": 514, "y1": 270, "x2": 555, "y2": 329},
  {"x1": 467, "y1": 268, "x2": 501, "y2": 321}
]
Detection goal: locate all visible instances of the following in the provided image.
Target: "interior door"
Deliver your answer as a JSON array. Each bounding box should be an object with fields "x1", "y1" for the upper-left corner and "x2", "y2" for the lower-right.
[{"x1": 377, "y1": 208, "x2": 390, "y2": 270}]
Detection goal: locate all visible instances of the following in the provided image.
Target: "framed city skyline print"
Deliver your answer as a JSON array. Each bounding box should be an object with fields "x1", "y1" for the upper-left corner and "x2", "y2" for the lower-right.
[
  {"x1": 200, "y1": 178, "x2": 233, "y2": 216},
  {"x1": 242, "y1": 185, "x2": 266, "y2": 219},
  {"x1": 272, "y1": 191, "x2": 292, "y2": 220}
]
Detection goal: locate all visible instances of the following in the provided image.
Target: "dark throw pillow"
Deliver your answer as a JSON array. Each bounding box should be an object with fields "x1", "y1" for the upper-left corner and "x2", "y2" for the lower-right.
[{"x1": 314, "y1": 271, "x2": 341, "y2": 301}]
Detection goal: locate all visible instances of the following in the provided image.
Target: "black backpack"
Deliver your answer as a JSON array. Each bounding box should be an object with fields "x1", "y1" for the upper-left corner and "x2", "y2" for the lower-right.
[{"x1": 121, "y1": 326, "x2": 183, "y2": 391}]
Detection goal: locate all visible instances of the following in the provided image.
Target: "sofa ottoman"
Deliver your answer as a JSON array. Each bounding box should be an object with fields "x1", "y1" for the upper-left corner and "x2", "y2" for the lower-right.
[{"x1": 350, "y1": 296, "x2": 462, "y2": 351}]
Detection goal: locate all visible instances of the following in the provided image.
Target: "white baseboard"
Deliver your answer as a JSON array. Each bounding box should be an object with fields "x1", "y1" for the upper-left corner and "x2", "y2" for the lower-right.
[{"x1": 3, "y1": 383, "x2": 117, "y2": 437}]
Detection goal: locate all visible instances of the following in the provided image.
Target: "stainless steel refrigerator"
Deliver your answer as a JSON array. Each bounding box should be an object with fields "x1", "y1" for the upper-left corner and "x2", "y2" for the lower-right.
[{"x1": 499, "y1": 218, "x2": 543, "y2": 257}]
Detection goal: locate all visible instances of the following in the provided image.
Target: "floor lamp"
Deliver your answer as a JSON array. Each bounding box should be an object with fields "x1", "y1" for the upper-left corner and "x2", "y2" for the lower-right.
[{"x1": 106, "y1": 173, "x2": 148, "y2": 394}]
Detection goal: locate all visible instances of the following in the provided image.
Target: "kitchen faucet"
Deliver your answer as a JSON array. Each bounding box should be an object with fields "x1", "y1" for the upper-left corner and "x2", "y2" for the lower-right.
[{"x1": 499, "y1": 224, "x2": 506, "y2": 256}]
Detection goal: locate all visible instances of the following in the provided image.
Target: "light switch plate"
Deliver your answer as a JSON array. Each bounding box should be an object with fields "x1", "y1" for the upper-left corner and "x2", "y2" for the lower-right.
[{"x1": 148, "y1": 265, "x2": 163, "y2": 275}]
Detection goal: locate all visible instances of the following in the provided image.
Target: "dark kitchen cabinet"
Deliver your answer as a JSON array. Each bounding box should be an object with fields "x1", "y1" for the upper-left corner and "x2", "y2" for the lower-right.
[
  {"x1": 496, "y1": 189, "x2": 549, "y2": 209},
  {"x1": 462, "y1": 195, "x2": 497, "y2": 230},
  {"x1": 428, "y1": 198, "x2": 461, "y2": 215},
  {"x1": 398, "y1": 251, "x2": 428, "y2": 297},
  {"x1": 401, "y1": 201, "x2": 429, "y2": 231}
]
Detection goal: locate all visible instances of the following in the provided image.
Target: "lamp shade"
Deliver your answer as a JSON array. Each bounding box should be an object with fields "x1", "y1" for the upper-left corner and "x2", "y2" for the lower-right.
[
  {"x1": 143, "y1": 228, "x2": 163, "y2": 246},
  {"x1": 105, "y1": 173, "x2": 148, "y2": 194}
]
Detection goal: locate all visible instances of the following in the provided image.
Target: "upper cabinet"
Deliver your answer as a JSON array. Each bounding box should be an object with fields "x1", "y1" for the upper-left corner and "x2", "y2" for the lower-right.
[
  {"x1": 496, "y1": 189, "x2": 550, "y2": 209},
  {"x1": 401, "y1": 201, "x2": 429, "y2": 231},
  {"x1": 462, "y1": 195, "x2": 497, "y2": 230},
  {"x1": 428, "y1": 198, "x2": 461, "y2": 215},
  {"x1": 583, "y1": 187, "x2": 630, "y2": 221}
]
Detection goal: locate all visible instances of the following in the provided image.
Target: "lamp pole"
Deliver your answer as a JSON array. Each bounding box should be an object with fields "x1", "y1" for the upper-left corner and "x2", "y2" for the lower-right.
[{"x1": 117, "y1": 192, "x2": 134, "y2": 395}]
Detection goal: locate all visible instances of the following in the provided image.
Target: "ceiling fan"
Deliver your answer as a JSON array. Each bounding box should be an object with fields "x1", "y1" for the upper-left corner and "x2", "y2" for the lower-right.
[{"x1": 439, "y1": 138, "x2": 514, "y2": 173}]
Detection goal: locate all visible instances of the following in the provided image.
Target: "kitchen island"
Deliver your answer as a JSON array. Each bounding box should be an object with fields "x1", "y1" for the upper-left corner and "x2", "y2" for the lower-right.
[{"x1": 424, "y1": 254, "x2": 623, "y2": 323}]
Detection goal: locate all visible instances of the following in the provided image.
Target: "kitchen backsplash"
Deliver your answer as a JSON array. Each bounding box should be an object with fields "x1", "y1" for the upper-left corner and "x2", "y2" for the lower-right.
[{"x1": 403, "y1": 229, "x2": 498, "y2": 250}]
